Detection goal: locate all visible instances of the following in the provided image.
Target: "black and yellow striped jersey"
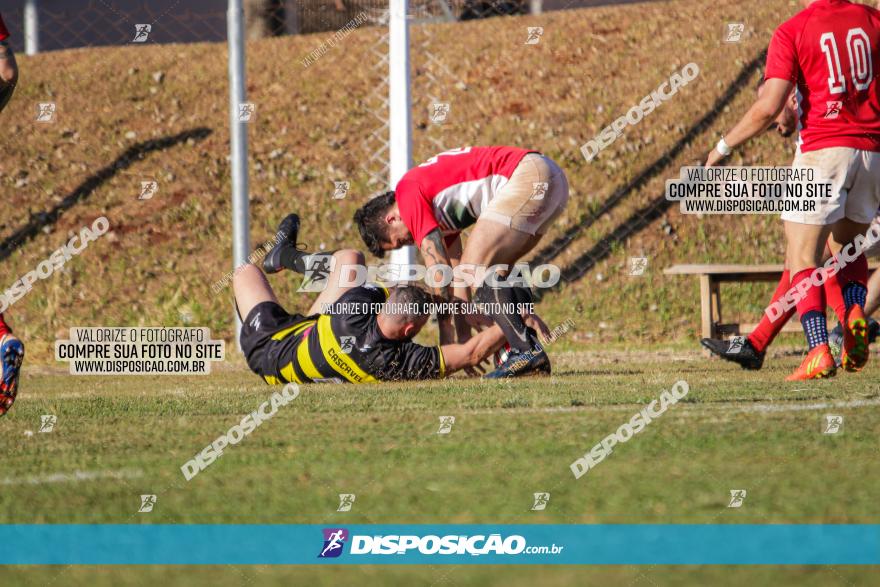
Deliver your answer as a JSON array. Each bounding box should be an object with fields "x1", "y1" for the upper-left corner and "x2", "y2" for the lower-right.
[{"x1": 263, "y1": 285, "x2": 445, "y2": 385}]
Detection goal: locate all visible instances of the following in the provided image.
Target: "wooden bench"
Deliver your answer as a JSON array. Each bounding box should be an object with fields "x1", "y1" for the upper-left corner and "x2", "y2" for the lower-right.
[{"x1": 664, "y1": 263, "x2": 879, "y2": 339}]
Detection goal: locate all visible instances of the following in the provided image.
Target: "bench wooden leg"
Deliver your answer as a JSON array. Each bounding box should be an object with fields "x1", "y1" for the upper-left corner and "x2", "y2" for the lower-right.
[
  {"x1": 700, "y1": 275, "x2": 713, "y2": 340},
  {"x1": 710, "y1": 279, "x2": 722, "y2": 329}
]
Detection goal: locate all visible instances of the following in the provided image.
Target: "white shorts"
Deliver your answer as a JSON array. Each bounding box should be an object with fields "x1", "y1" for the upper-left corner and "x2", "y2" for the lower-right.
[
  {"x1": 780, "y1": 146, "x2": 880, "y2": 225},
  {"x1": 482, "y1": 154, "x2": 570, "y2": 235}
]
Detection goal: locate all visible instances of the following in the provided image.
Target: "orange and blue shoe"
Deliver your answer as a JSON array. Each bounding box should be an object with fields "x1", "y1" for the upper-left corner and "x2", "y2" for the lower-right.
[
  {"x1": 785, "y1": 343, "x2": 836, "y2": 381},
  {"x1": 841, "y1": 305, "x2": 870, "y2": 372},
  {"x1": 0, "y1": 334, "x2": 24, "y2": 416}
]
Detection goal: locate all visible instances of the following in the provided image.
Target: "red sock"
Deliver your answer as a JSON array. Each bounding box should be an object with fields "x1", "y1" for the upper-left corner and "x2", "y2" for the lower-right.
[
  {"x1": 748, "y1": 270, "x2": 795, "y2": 353},
  {"x1": 837, "y1": 251, "x2": 869, "y2": 288},
  {"x1": 792, "y1": 268, "x2": 825, "y2": 315},
  {"x1": 0, "y1": 314, "x2": 9, "y2": 338},
  {"x1": 824, "y1": 257, "x2": 847, "y2": 324}
]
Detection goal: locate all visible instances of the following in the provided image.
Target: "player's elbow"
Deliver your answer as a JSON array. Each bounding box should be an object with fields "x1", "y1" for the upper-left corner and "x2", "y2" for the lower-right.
[
  {"x1": 0, "y1": 58, "x2": 17, "y2": 85},
  {"x1": 750, "y1": 100, "x2": 782, "y2": 127}
]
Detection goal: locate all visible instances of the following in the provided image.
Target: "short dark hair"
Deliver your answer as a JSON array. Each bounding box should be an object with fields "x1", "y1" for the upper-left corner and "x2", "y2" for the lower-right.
[
  {"x1": 386, "y1": 285, "x2": 433, "y2": 325},
  {"x1": 353, "y1": 191, "x2": 396, "y2": 258}
]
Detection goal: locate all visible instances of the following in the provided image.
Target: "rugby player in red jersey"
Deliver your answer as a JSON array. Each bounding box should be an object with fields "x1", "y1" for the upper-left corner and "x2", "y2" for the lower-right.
[
  {"x1": 236, "y1": 214, "x2": 513, "y2": 385},
  {"x1": 0, "y1": 12, "x2": 25, "y2": 415},
  {"x1": 350, "y1": 146, "x2": 569, "y2": 378},
  {"x1": 702, "y1": 81, "x2": 876, "y2": 370},
  {"x1": 705, "y1": 0, "x2": 880, "y2": 380}
]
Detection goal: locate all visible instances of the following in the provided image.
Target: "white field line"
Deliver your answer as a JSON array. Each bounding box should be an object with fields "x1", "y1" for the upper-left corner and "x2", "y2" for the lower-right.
[
  {"x1": 0, "y1": 468, "x2": 143, "y2": 486},
  {"x1": 468, "y1": 397, "x2": 880, "y2": 416},
  {"x1": 35, "y1": 394, "x2": 880, "y2": 416}
]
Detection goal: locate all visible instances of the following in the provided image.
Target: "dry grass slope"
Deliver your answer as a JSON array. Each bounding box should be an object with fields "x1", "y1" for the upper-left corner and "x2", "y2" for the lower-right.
[{"x1": 1, "y1": 0, "x2": 819, "y2": 360}]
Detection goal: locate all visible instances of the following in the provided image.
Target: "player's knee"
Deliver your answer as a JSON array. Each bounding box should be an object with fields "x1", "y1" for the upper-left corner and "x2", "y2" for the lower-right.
[
  {"x1": 333, "y1": 248, "x2": 365, "y2": 267},
  {"x1": 786, "y1": 242, "x2": 820, "y2": 272},
  {"x1": 232, "y1": 263, "x2": 261, "y2": 292}
]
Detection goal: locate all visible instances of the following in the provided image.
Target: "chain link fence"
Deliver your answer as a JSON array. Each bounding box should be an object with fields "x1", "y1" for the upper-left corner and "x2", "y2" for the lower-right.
[
  {"x1": 1, "y1": 0, "x2": 553, "y2": 334},
  {"x1": 0, "y1": 0, "x2": 552, "y2": 53}
]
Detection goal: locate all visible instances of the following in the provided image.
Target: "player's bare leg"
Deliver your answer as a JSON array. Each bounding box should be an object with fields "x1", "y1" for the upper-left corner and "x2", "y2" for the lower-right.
[
  {"x1": 783, "y1": 221, "x2": 836, "y2": 380},
  {"x1": 456, "y1": 220, "x2": 551, "y2": 378},
  {"x1": 827, "y1": 218, "x2": 872, "y2": 371},
  {"x1": 460, "y1": 221, "x2": 549, "y2": 328},
  {"x1": 306, "y1": 249, "x2": 365, "y2": 315},
  {"x1": 784, "y1": 221, "x2": 831, "y2": 276},
  {"x1": 232, "y1": 264, "x2": 281, "y2": 321},
  {"x1": 238, "y1": 248, "x2": 366, "y2": 319},
  {"x1": 260, "y1": 213, "x2": 369, "y2": 313},
  {"x1": 460, "y1": 220, "x2": 544, "y2": 273}
]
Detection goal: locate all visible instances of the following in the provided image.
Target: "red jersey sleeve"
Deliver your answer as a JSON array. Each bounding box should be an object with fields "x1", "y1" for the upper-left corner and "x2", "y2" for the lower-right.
[
  {"x1": 764, "y1": 22, "x2": 798, "y2": 83},
  {"x1": 395, "y1": 179, "x2": 439, "y2": 245}
]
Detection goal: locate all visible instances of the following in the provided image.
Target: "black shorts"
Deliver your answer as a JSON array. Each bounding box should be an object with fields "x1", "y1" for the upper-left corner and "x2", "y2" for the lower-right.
[{"x1": 240, "y1": 301, "x2": 314, "y2": 383}]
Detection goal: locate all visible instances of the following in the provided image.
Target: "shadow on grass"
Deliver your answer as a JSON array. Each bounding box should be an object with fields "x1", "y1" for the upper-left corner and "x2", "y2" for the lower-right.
[
  {"x1": 533, "y1": 50, "x2": 768, "y2": 294},
  {"x1": 0, "y1": 127, "x2": 212, "y2": 262}
]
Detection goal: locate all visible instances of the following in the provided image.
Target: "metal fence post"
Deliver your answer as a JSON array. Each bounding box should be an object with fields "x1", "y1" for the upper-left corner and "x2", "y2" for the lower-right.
[
  {"x1": 227, "y1": 0, "x2": 250, "y2": 348},
  {"x1": 24, "y1": 0, "x2": 39, "y2": 55},
  {"x1": 388, "y1": 0, "x2": 416, "y2": 281}
]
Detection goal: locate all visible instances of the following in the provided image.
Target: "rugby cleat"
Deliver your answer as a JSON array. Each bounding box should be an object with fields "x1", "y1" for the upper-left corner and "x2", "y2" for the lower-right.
[
  {"x1": 785, "y1": 343, "x2": 836, "y2": 381},
  {"x1": 0, "y1": 334, "x2": 24, "y2": 416},
  {"x1": 483, "y1": 348, "x2": 551, "y2": 379},
  {"x1": 841, "y1": 305, "x2": 870, "y2": 372},
  {"x1": 828, "y1": 323, "x2": 844, "y2": 368},
  {"x1": 830, "y1": 317, "x2": 878, "y2": 367},
  {"x1": 700, "y1": 336, "x2": 765, "y2": 370},
  {"x1": 262, "y1": 213, "x2": 301, "y2": 274}
]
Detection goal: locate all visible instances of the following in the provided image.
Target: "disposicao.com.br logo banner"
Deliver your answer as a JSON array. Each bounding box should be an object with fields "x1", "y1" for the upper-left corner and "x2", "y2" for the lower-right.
[
  {"x1": 317, "y1": 527, "x2": 562, "y2": 560},
  {"x1": 3, "y1": 524, "x2": 879, "y2": 565}
]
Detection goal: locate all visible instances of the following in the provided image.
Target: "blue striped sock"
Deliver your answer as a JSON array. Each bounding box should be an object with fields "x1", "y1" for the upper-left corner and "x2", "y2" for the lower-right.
[{"x1": 801, "y1": 310, "x2": 828, "y2": 349}]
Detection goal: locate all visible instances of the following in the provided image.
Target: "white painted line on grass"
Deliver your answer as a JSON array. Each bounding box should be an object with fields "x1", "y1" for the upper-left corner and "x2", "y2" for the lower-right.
[
  {"x1": 0, "y1": 468, "x2": 143, "y2": 486},
  {"x1": 468, "y1": 397, "x2": 880, "y2": 416}
]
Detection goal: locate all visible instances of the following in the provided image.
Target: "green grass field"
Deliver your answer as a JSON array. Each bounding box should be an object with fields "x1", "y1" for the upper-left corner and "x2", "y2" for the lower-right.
[
  {"x1": 6, "y1": 0, "x2": 880, "y2": 584},
  {"x1": 4, "y1": 352, "x2": 879, "y2": 585}
]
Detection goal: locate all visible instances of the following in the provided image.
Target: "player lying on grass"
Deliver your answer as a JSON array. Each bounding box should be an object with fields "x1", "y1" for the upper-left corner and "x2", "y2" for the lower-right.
[
  {"x1": 704, "y1": 0, "x2": 880, "y2": 380},
  {"x1": 353, "y1": 146, "x2": 568, "y2": 379},
  {"x1": 0, "y1": 13, "x2": 24, "y2": 416},
  {"x1": 234, "y1": 215, "x2": 511, "y2": 385}
]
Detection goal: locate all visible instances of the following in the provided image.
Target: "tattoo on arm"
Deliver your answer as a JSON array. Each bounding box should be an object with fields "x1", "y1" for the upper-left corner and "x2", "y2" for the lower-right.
[{"x1": 421, "y1": 228, "x2": 452, "y2": 302}]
